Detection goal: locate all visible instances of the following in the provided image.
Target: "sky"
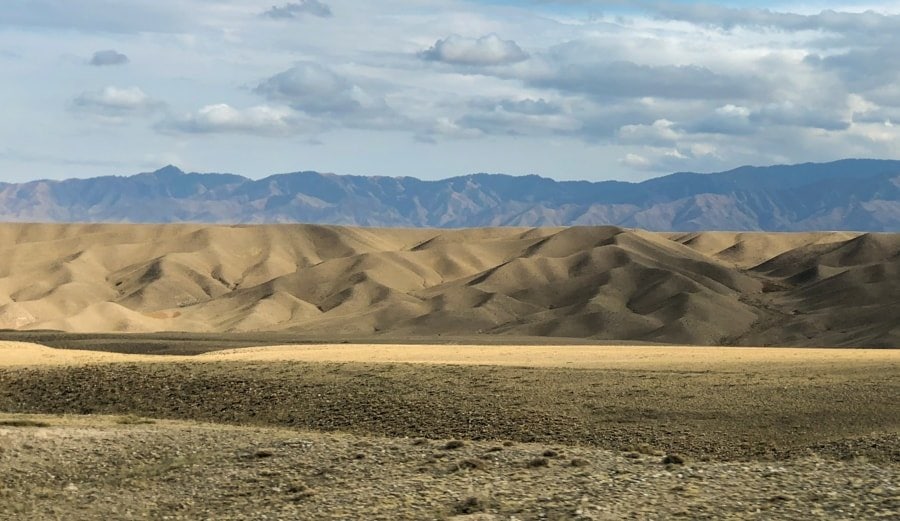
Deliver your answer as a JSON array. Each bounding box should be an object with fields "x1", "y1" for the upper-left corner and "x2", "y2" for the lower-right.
[{"x1": 1, "y1": 1, "x2": 899, "y2": 183}]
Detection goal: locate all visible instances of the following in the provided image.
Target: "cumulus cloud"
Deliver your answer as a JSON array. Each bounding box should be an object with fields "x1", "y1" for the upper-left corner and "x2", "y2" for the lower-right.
[
  {"x1": 89, "y1": 49, "x2": 128, "y2": 66},
  {"x1": 254, "y1": 62, "x2": 399, "y2": 128},
  {"x1": 421, "y1": 34, "x2": 528, "y2": 66},
  {"x1": 163, "y1": 104, "x2": 314, "y2": 135},
  {"x1": 263, "y1": 1, "x2": 332, "y2": 19},
  {"x1": 255, "y1": 62, "x2": 357, "y2": 114},
  {"x1": 71, "y1": 86, "x2": 162, "y2": 119}
]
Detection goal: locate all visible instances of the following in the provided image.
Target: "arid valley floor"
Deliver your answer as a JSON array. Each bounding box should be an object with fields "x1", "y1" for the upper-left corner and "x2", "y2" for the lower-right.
[
  {"x1": 0, "y1": 224, "x2": 897, "y2": 519},
  {"x1": 1, "y1": 341, "x2": 898, "y2": 520}
]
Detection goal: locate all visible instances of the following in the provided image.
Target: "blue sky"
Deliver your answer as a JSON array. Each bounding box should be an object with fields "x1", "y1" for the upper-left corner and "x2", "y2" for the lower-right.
[{"x1": 1, "y1": 1, "x2": 899, "y2": 182}]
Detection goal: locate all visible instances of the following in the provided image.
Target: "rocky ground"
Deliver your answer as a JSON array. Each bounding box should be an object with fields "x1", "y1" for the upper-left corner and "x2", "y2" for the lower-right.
[
  {"x1": 1, "y1": 414, "x2": 897, "y2": 521},
  {"x1": 2, "y1": 360, "x2": 897, "y2": 462},
  {"x1": 1, "y1": 344, "x2": 897, "y2": 520}
]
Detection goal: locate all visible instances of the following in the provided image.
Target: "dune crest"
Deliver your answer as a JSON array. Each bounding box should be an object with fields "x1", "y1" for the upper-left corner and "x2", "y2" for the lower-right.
[{"x1": 0, "y1": 223, "x2": 896, "y2": 347}]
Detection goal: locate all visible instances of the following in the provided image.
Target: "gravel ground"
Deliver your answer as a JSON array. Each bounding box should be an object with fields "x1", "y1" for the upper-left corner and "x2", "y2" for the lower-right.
[
  {"x1": 1, "y1": 414, "x2": 897, "y2": 521},
  {"x1": 1, "y1": 361, "x2": 897, "y2": 461}
]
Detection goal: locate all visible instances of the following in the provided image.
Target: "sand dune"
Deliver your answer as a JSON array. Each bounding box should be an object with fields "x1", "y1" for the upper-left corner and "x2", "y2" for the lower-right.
[{"x1": 0, "y1": 223, "x2": 896, "y2": 346}]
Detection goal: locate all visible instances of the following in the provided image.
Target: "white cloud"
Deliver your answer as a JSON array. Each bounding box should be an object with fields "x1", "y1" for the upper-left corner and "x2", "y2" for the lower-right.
[
  {"x1": 255, "y1": 62, "x2": 360, "y2": 114},
  {"x1": 254, "y1": 62, "x2": 401, "y2": 129},
  {"x1": 71, "y1": 86, "x2": 162, "y2": 121},
  {"x1": 164, "y1": 104, "x2": 315, "y2": 136}
]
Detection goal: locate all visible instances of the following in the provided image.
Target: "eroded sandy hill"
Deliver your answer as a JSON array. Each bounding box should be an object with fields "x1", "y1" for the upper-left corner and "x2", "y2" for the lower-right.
[{"x1": 0, "y1": 223, "x2": 896, "y2": 346}]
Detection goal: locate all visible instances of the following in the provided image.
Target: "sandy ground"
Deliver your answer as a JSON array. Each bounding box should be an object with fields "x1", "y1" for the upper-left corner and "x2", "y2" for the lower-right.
[{"x1": 2, "y1": 340, "x2": 898, "y2": 370}]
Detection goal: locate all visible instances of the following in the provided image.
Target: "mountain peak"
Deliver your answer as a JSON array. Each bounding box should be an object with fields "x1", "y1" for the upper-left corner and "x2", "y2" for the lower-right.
[{"x1": 152, "y1": 165, "x2": 185, "y2": 177}]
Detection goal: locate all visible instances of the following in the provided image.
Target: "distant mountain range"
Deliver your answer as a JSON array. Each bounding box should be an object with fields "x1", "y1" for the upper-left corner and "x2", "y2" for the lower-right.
[{"x1": 1, "y1": 159, "x2": 899, "y2": 230}]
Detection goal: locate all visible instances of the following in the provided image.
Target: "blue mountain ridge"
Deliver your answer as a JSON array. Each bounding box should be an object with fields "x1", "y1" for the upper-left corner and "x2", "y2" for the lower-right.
[{"x1": 1, "y1": 159, "x2": 898, "y2": 230}]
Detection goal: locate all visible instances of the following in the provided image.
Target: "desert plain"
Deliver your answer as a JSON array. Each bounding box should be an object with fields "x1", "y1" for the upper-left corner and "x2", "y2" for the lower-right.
[{"x1": 0, "y1": 223, "x2": 898, "y2": 520}]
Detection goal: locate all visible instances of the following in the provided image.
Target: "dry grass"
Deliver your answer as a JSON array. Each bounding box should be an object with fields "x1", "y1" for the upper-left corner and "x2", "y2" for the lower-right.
[
  {"x1": 3, "y1": 340, "x2": 899, "y2": 371},
  {"x1": 115, "y1": 414, "x2": 155, "y2": 425}
]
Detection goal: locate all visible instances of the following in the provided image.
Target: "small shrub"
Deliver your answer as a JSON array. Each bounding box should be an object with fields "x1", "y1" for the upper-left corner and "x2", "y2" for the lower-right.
[
  {"x1": 289, "y1": 489, "x2": 315, "y2": 502},
  {"x1": 527, "y1": 457, "x2": 550, "y2": 468},
  {"x1": 629, "y1": 443, "x2": 659, "y2": 456},
  {"x1": 662, "y1": 453, "x2": 686, "y2": 465},
  {"x1": 285, "y1": 482, "x2": 308, "y2": 494},
  {"x1": 449, "y1": 458, "x2": 485, "y2": 473},
  {"x1": 0, "y1": 419, "x2": 50, "y2": 428},
  {"x1": 453, "y1": 496, "x2": 486, "y2": 515},
  {"x1": 254, "y1": 448, "x2": 275, "y2": 459}
]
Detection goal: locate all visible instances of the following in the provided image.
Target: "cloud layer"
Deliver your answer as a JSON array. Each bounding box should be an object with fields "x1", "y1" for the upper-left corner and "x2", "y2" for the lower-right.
[
  {"x1": 262, "y1": 1, "x2": 332, "y2": 19},
  {"x1": 2, "y1": 1, "x2": 900, "y2": 181}
]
